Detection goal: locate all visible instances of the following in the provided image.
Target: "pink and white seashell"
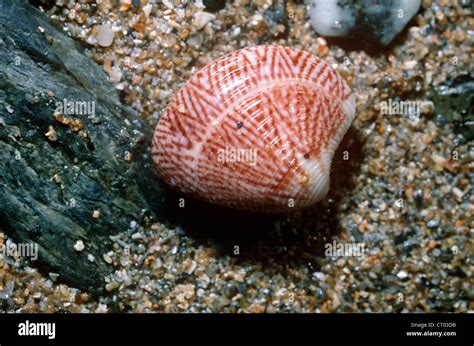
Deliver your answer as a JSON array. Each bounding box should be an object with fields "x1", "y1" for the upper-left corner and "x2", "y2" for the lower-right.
[{"x1": 152, "y1": 45, "x2": 356, "y2": 212}]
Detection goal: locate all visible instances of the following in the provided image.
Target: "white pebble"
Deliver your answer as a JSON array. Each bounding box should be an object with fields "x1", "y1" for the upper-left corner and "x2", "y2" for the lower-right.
[
  {"x1": 312, "y1": 272, "x2": 326, "y2": 281},
  {"x1": 452, "y1": 187, "x2": 464, "y2": 201},
  {"x1": 108, "y1": 67, "x2": 123, "y2": 83},
  {"x1": 142, "y1": 3, "x2": 153, "y2": 18},
  {"x1": 162, "y1": 0, "x2": 174, "y2": 10},
  {"x1": 96, "y1": 24, "x2": 115, "y2": 47},
  {"x1": 193, "y1": 12, "x2": 216, "y2": 31},
  {"x1": 403, "y1": 60, "x2": 418, "y2": 70},
  {"x1": 187, "y1": 261, "x2": 197, "y2": 275},
  {"x1": 74, "y1": 240, "x2": 85, "y2": 252},
  {"x1": 230, "y1": 26, "x2": 241, "y2": 38},
  {"x1": 5, "y1": 104, "x2": 14, "y2": 114},
  {"x1": 95, "y1": 303, "x2": 108, "y2": 313},
  {"x1": 103, "y1": 254, "x2": 113, "y2": 264},
  {"x1": 397, "y1": 270, "x2": 409, "y2": 280},
  {"x1": 308, "y1": 0, "x2": 355, "y2": 36}
]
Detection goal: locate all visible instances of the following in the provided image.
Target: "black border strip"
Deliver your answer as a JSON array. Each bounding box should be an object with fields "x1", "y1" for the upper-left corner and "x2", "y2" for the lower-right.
[{"x1": 0, "y1": 313, "x2": 472, "y2": 345}]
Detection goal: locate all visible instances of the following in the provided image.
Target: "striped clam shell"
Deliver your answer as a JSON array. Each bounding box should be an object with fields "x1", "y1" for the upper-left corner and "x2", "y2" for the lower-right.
[{"x1": 152, "y1": 45, "x2": 356, "y2": 212}]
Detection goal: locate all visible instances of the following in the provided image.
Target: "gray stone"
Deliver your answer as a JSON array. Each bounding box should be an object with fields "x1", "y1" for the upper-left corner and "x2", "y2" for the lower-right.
[{"x1": 308, "y1": 0, "x2": 421, "y2": 46}]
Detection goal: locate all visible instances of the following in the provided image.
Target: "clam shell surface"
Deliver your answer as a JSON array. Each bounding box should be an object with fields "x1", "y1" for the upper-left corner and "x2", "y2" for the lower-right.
[{"x1": 152, "y1": 45, "x2": 356, "y2": 212}]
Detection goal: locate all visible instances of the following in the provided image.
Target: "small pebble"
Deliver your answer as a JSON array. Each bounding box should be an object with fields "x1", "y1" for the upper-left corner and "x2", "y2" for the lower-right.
[
  {"x1": 105, "y1": 281, "x2": 119, "y2": 291},
  {"x1": 5, "y1": 104, "x2": 14, "y2": 113},
  {"x1": 193, "y1": 12, "x2": 216, "y2": 31},
  {"x1": 312, "y1": 272, "x2": 326, "y2": 281},
  {"x1": 103, "y1": 254, "x2": 113, "y2": 264},
  {"x1": 426, "y1": 219, "x2": 440, "y2": 229},
  {"x1": 452, "y1": 187, "x2": 464, "y2": 201},
  {"x1": 132, "y1": 0, "x2": 140, "y2": 9},
  {"x1": 95, "y1": 24, "x2": 114, "y2": 47},
  {"x1": 45, "y1": 126, "x2": 58, "y2": 142},
  {"x1": 74, "y1": 240, "x2": 85, "y2": 252},
  {"x1": 49, "y1": 273, "x2": 60, "y2": 282},
  {"x1": 162, "y1": 0, "x2": 174, "y2": 10},
  {"x1": 420, "y1": 100, "x2": 434, "y2": 115},
  {"x1": 397, "y1": 270, "x2": 409, "y2": 280},
  {"x1": 142, "y1": 4, "x2": 152, "y2": 18},
  {"x1": 403, "y1": 60, "x2": 418, "y2": 70}
]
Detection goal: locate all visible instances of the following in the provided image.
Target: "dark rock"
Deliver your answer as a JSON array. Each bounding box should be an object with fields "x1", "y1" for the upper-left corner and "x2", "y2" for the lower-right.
[
  {"x1": 132, "y1": 0, "x2": 141, "y2": 9},
  {"x1": 448, "y1": 266, "x2": 467, "y2": 278},
  {"x1": 432, "y1": 73, "x2": 474, "y2": 142},
  {"x1": 414, "y1": 189, "x2": 424, "y2": 208},
  {"x1": 0, "y1": 0, "x2": 167, "y2": 291},
  {"x1": 203, "y1": 0, "x2": 226, "y2": 13},
  {"x1": 27, "y1": 0, "x2": 55, "y2": 11},
  {"x1": 223, "y1": 282, "x2": 239, "y2": 298}
]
